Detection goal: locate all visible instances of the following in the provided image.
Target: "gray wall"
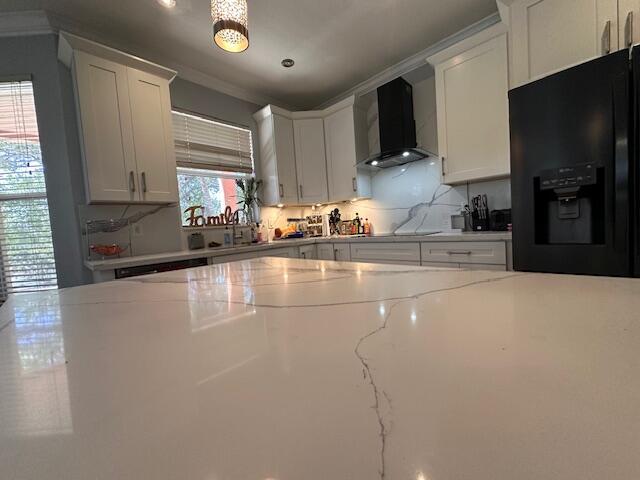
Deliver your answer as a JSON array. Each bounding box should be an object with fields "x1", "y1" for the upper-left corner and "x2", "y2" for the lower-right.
[
  {"x1": 0, "y1": 34, "x2": 91, "y2": 287},
  {"x1": 0, "y1": 35, "x2": 266, "y2": 287}
]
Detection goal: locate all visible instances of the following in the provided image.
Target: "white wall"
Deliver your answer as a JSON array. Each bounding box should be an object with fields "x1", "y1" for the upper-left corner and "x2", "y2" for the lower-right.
[
  {"x1": 0, "y1": 34, "x2": 92, "y2": 287},
  {"x1": 262, "y1": 159, "x2": 511, "y2": 238}
]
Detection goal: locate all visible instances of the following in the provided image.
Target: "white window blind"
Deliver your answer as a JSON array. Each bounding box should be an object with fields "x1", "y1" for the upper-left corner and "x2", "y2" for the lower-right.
[
  {"x1": 172, "y1": 110, "x2": 253, "y2": 174},
  {"x1": 0, "y1": 80, "x2": 58, "y2": 301}
]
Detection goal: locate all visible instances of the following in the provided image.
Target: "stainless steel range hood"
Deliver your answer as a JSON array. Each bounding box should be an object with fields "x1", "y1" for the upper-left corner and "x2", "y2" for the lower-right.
[{"x1": 358, "y1": 77, "x2": 436, "y2": 169}]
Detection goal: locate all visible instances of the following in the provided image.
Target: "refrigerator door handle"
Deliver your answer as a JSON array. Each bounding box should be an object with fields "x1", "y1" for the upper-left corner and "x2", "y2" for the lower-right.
[
  {"x1": 626, "y1": 11, "x2": 634, "y2": 47},
  {"x1": 603, "y1": 20, "x2": 611, "y2": 55},
  {"x1": 612, "y1": 72, "x2": 630, "y2": 252}
]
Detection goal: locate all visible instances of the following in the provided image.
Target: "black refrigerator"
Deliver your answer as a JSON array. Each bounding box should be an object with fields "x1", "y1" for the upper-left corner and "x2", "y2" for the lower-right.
[{"x1": 509, "y1": 48, "x2": 639, "y2": 277}]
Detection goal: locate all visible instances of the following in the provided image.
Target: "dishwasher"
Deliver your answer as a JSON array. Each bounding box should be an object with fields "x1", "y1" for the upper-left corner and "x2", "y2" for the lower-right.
[{"x1": 114, "y1": 257, "x2": 209, "y2": 279}]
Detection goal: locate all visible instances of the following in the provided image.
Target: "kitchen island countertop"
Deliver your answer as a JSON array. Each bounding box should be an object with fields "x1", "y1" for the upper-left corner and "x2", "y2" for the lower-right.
[{"x1": 1, "y1": 257, "x2": 638, "y2": 480}]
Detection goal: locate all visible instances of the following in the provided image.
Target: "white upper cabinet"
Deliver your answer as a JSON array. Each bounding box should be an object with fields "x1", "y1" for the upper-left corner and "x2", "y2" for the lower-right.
[
  {"x1": 127, "y1": 68, "x2": 178, "y2": 203},
  {"x1": 71, "y1": 51, "x2": 138, "y2": 203},
  {"x1": 58, "y1": 32, "x2": 179, "y2": 204},
  {"x1": 293, "y1": 117, "x2": 329, "y2": 204},
  {"x1": 253, "y1": 106, "x2": 299, "y2": 206},
  {"x1": 254, "y1": 96, "x2": 372, "y2": 206},
  {"x1": 428, "y1": 26, "x2": 510, "y2": 184},
  {"x1": 323, "y1": 98, "x2": 371, "y2": 202},
  {"x1": 618, "y1": 0, "x2": 640, "y2": 47},
  {"x1": 504, "y1": 0, "x2": 619, "y2": 87}
]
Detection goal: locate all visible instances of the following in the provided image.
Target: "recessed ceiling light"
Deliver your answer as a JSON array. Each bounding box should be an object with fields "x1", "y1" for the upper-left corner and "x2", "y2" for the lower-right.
[
  {"x1": 281, "y1": 58, "x2": 295, "y2": 68},
  {"x1": 157, "y1": 0, "x2": 176, "y2": 7},
  {"x1": 402, "y1": 151, "x2": 410, "y2": 157},
  {"x1": 371, "y1": 160, "x2": 379, "y2": 166}
]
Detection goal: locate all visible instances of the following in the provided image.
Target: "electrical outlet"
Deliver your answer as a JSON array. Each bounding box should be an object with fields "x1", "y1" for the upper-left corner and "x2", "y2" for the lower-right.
[{"x1": 132, "y1": 223, "x2": 144, "y2": 237}]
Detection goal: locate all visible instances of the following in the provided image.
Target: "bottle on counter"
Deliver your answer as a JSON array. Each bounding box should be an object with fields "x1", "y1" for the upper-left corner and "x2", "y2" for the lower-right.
[
  {"x1": 354, "y1": 213, "x2": 361, "y2": 235},
  {"x1": 223, "y1": 227, "x2": 232, "y2": 247},
  {"x1": 367, "y1": 219, "x2": 373, "y2": 236},
  {"x1": 364, "y1": 218, "x2": 370, "y2": 236}
]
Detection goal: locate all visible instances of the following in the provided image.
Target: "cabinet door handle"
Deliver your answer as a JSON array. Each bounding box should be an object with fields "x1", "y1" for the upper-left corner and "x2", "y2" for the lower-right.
[
  {"x1": 447, "y1": 250, "x2": 472, "y2": 256},
  {"x1": 603, "y1": 20, "x2": 611, "y2": 54},
  {"x1": 627, "y1": 11, "x2": 634, "y2": 47},
  {"x1": 441, "y1": 157, "x2": 446, "y2": 176},
  {"x1": 299, "y1": 184, "x2": 304, "y2": 199},
  {"x1": 141, "y1": 171, "x2": 147, "y2": 193},
  {"x1": 279, "y1": 183, "x2": 284, "y2": 197},
  {"x1": 301, "y1": 252, "x2": 306, "y2": 259},
  {"x1": 129, "y1": 171, "x2": 136, "y2": 192},
  {"x1": 352, "y1": 177, "x2": 357, "y2": 192}
]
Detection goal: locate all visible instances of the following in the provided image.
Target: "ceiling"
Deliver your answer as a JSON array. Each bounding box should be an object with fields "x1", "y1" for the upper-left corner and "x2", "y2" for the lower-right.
[{"x1": 2, "y1": 0, "x2": 498, "y2": 109}]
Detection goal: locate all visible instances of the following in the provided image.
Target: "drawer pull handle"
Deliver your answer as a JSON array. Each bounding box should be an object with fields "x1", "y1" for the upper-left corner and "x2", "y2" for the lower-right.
[
  {"x1": 279, "y1": 183, "x2": 284, "y2": 197},
  {"x1": 129, "y1": 171, "x2": 136, "y2": 192},
  {"x1": 447, "y1": 250, "x2": 472, "y2": 255}
]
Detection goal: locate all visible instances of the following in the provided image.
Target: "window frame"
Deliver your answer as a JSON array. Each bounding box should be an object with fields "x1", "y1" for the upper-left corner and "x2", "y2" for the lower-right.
[
  {"x1": 0, "y1": 79, "x2": 58, "y2": 300},
  {"x1": 171, "y1": 108, "x2": 255, "y2": 174},
  {"x1": 172, "y1": 110, "x2": 256, "y2": 229}
]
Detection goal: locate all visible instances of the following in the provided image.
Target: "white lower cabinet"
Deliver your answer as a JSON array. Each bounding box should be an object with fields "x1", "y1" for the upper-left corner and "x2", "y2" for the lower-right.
[
  {"x1": 350, "y1": 243, "x2": 420, "y2": 265},
  {"x1": 299, "y1": 245, "x2": 317, "y2": 260},
  {"x1": 465, "y1": 263, "x2": 507, "y2": 271},
  {"x1": 210, "y1": 252, "x2": 257, "y2": 264},
  {"x1": 421, "y1": 261, "x2": 506, "y2": 271},
  {"x1": 315, "y1": 243, "x2": 351, "y2": 261},
  {"x1": 93, "y1": 240, "x2": 511, "y2": 283},
  {"x1": 333, "y1": 244, "x2": 351, "y2": 262},
  {"x1": 421, "y1": 241, "x2": 506, "y2": 265},
  {"x1": 316, "y1": 243, "x2": 336, "y2": 260},
  {"x1": 421, "y1": 261, "x2": 463, "y2": 269},
  {"x1": 265, "y1": 247, "x2": 299, "y2": 258}
]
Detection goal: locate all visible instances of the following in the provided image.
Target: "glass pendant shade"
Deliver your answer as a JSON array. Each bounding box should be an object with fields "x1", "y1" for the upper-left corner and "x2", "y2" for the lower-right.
[{"x1": 211, "y1": 0, "x2": 249, "y2": 53}]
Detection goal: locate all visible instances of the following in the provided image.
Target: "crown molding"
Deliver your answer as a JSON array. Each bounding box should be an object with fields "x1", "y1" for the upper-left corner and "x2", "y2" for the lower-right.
[
  {"x1": 0, "y1": 10, "x2": 54, "y2": 37},
  {"x1": 1, "y1": 9, "x2": 292, "y2": 110},
  {"x1": 426, "y1": 23, "x2": 507, "y2": 65},
  {"x1": 315, "y1": 11, "x2": 502, "y2": 109},
  {"x1": 49, "y1": 11, "x2": 293, "y2": 109}
]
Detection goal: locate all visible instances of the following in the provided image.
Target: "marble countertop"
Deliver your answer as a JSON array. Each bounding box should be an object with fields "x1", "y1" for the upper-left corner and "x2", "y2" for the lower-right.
[
  {"x1": 85, "y1": 231, "x2": 512, "y2": 271},
  {"x1": 1, "y1": 258, "x2": 638, "y2": 480}
]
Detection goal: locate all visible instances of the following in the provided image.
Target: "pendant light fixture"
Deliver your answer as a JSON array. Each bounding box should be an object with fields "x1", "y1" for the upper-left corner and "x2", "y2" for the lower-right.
[{"x1": 211, "y1": 0, "x2": 249, "y2": 53}]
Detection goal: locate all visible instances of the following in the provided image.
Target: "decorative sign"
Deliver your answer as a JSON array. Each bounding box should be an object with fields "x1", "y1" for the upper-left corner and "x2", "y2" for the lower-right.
[{"x1": 184, "y1": 205, "x2": 240, "y2": 227}]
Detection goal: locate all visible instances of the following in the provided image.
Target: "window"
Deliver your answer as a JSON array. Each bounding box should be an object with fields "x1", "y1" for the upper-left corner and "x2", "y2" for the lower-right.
[
  {"x1": 172, "y1": 110, "x2": 254, "y2": 226},
  {"x1": 0, "y1": 80, "x2": 57, "y2": 301}
]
